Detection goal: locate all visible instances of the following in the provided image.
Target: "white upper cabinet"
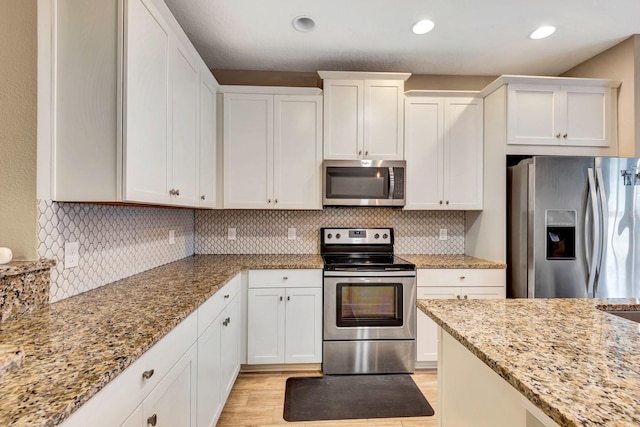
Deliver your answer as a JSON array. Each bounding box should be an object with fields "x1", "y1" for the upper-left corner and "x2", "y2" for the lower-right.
[
  {"x1": 39, "y1": 0, "x2": 219, "y2": 208},
  {"x1": 320, "y1": 71, "x2": 410, "y2": 160},
  {"x1": 221, "y1": 87, "x2": 323, "y2": 210},
  {"x1": 404, "y1": 93, "x2": 483, "y2": 210},
  {"x1": 480, "y1": 76, "x2": 620, "y2": 156}
]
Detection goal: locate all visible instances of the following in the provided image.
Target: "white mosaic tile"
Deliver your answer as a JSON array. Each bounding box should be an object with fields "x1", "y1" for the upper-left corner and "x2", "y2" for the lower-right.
[
  {"x1": 37, "y1": 200, "x2": 195, "y2": 302},
  {"x1": 195, "y1": 208, "x2": 465, "y2": 255}
]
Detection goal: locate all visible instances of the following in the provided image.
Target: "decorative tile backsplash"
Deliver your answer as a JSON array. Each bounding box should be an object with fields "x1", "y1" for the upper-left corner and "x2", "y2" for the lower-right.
[
  {"x1": 37, "y1": 200, "x2": 194, "y2": 302},
  {"x1": 196, "y1": 208, "x2": 465, "y2": 255}
]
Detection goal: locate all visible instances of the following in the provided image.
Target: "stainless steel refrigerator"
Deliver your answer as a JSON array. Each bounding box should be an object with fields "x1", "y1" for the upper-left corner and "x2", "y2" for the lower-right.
[{"x1": 508, "y1": 156, "x2": 640, "y2": 298}]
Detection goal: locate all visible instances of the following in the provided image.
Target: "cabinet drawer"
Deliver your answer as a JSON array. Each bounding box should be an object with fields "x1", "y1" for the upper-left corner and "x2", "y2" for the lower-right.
[
  {"x1": 248, "y1": 269, "x2": 322, "y2": 288},
  {"x1": 417, "y1": 269, "x2": 505, "y2": 287},
  {"x1": 198, "y1": 273, "x2": 241, "y2": 335}
]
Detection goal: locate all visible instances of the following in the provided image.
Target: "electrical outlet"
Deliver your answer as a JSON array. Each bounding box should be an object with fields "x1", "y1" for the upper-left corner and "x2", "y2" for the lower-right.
[
  {"x1": 169, "y1": 230, "x2": 175, "y2": 245},
  {"x1": 288, "y1": 228, "x2": 297, "y2": 240},
  {"x1": 439, "y1": 228, "x2": 448, "y2": 241},
  {"x1": 64, "y1": 241, "x2": 79, "y2": 269},
  {"x1": 228, "y1": 228, "x2": 237, "y2": 240}
]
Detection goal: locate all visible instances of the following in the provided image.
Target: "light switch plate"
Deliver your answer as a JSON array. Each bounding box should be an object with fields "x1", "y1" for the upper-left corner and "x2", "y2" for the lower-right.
[
  {"x1": 64, "y1": 241, "x2": 79, "y2": 269},
  {"x1": 169, "y1": 230, "x2": 175, "y2": 245},
  {"x1": 228, "y1": 228, "x2": 237, "y2": 240},
  {"x1": 439, "y1": 228, "x2": 448, "y2": 241},
  {"x1": 288, "y1": 228, "x2": 296, "y2": 240}
]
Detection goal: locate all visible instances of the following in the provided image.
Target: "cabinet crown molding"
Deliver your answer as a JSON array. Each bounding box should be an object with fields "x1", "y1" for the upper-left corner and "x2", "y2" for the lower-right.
[
  {"x1": 405, "y1": 90, "x2": 480, "y2": 98},
  {"x1": 218, "y1": 85, "x2": 322, "y2": 95},
  {"x1": 480, "y1": 74, "x2": 622, "y2": 98},
  {"x1": 318, "y1": 71, "x2": 411, "y2": 81}
]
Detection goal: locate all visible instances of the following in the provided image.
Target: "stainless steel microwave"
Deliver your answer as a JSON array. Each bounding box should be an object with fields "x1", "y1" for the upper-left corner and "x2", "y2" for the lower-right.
[{"x1": 323, "y1": 160, "x2": 406, "y2": 207}]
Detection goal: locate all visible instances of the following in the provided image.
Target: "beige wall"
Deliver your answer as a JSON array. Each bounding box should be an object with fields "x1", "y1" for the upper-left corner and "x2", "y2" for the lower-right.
[
  {"x1": 562, "y1": 36, "x2": 640, "y2": 157},
  {"x1": 0, "y1": 0, "x2": 38, "y2": 260}
]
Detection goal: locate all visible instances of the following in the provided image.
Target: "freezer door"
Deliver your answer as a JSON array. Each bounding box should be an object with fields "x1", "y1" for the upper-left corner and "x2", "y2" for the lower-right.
[
  {"x1": 595, "y1": 157, "x2": 640, "y2": 298},
  {"x1": 530, "y1": 156, "x2": 594, "y2": 297}
]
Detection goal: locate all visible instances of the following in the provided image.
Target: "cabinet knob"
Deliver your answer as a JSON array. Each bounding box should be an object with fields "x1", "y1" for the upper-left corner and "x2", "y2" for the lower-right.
[
  {"x1": 556, "y1": 133, "x2": 561, "y2": 138},
  {"x1": 169, "y1": 189, "x2": 176, "y2": 195},
  {"x1": 147, "y1": 414, "x2": 157, "y2": 426},
  {"x1": 275, "y1": 199, "x2": 278, "y2": 204},
  {"x1": 280, "y1": 296, "x2": 283, "y2": 301},
  {"x1": 287, "y1": 296, "x2": 291, "y2": 301},
  {"x1": 464, "y1": 295, "x2": 468, "y2": 299},
  {"x1": 201, "y1": 195, "x2": 206, "y2": 200},
  {"x1": 456, "y1": 295, "x2": 461, "y2": 299},
  {"x1": 446, "y1": 201, "x2": 449, "y2": 205},
  {"x1": 439, "y1": 200, "x2": 443, "y2": 205},
  {"x1": 460, "y1": 276, "x2": 466, "y2": 280},
  {"x1": 563, "y1": 133, "x2": 568, "y2": 138},
  {"x1": 365, "y1": 150, "x2": 369, "y2": 156},
  {"x1": 142, "y1": 369, "x2": 154, "y2": 379},
  {"x1": 267, "y1": 199, "x2": 271, "y2": 203},
  {"x1": 283, "y1": 276, "x2": 288, "y2": 280},
  {"x1": 358, "y1": 150, "x2": 362, "y2": 156},
  {"x1": 224, "y1": 294, "x2": 230, "y2": 299}
]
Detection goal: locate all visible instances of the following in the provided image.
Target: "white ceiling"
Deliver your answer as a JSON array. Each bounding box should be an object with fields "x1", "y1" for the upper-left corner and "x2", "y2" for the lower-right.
[{"x1": 163, "y1": 0, "x2": 640, "y2": 76}]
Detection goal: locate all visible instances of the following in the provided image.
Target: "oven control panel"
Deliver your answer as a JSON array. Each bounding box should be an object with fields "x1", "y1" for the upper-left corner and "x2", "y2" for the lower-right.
[{"x1": 322, "y1": 228, "x2": 392, "y2": 245}]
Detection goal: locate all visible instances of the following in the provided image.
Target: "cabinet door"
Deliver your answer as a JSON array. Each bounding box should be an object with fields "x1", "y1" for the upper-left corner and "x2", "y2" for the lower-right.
[
  {"x1": 247, "y1": 288, "x2": 285, "y2": 364},
  {"x1": 198, "y1": 71, "x2": 217, "y2": 208},
  {"x1": 142, "y1": 344, "x2": 197, "y2": 427},
  {"x1": 223, "y1": 93, "x2": 273, "y2": 208},
  {"x1": 443, "y1": 97, "x2": 483, "y2": 210},
  {"x1": 121, "y1": 405, "x2": 143, "y2": 427},
  {"x1": 123, "y1": 0, "x2": 171, "y2": 204},
  {"x1": 220, "y1": 296, "x2": 241, "y2": 400},
  {"x1": 404, "y1": 97, "x2": 444, "y2": 210},
  {"x1": 416, "y1": 287, "x2": 458, "y2": 362},
  {"x1": 196, "y1": 312, "x2": 222, "y2": 427},
  {"x1": 273, "y1": 95, "x2": 322, "y2": 209},
  {"x1": 562, "y1": 86, "x2": 609, "y2": 147},
  {"x1": 462, "y1": 286, "x2": 505, "y2": 299},
  {"x1": 364, "y1": 80, "x2": 404, "y2": 159},
  {"x1": 507, "y1": 84, "x2": 561, "y2": 146},
  {"x1": 285, "y1": 288, "x2": 322, "y2": 363},
  {"x1": 323, "y1": 79, "x2": 363, "y2": 159},
  {"x1": 170, "y1": 41, "x2": 200, "y2": 206}
]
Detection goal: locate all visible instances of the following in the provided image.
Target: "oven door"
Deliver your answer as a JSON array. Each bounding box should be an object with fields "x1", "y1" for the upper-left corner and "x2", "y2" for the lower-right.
[{"x1": 323, "y1": 274, "x2": 416, "y2": 341}]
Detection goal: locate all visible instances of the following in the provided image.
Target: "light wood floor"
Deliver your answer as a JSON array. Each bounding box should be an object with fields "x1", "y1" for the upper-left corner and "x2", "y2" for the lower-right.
[{"x1": 217, "y1": 370, "x2": 438, "y2": 427}]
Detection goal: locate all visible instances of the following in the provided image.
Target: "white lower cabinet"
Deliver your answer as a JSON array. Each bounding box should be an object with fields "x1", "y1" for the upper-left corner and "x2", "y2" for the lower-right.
[
  {"x1": 247, "y1": 270, "x2": 323, "y2": 365},
  {"x1": 197, "y1": 275, "x2": 241, "y2": 427},
  {"x1": 416, "y1": 269, "x2": 505, "y2": 364}
]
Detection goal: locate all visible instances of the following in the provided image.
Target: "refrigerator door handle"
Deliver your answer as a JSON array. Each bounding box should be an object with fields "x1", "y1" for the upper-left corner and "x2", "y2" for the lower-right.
[
  {"x1": 594, "y1": 167, "x2": 608, "y2": 294},
  {"x1": 586, "y1": 168, "x2": 601, "y2": 297}
]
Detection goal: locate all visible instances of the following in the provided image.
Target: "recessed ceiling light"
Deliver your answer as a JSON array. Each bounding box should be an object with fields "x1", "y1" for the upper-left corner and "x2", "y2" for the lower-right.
[
  {"x1": 292, "y1": 16, "x2": 316, "y2": 32},
  {"x1": 412, "y1": 19, "x2": 435, "y2": 35},
  {"x1": 530, "y1": 25, "x2": 556, "y2": 40}
]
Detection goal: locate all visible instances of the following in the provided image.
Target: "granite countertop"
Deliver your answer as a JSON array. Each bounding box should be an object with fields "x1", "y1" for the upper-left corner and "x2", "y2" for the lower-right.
[
  {"x1": 399, "y1": 254, "x2": 505, "y2": 269},
  {"x1": 418, "y1": 298, "x2": 640, "y2": 427},
  {"x1": 0, "y1": 254, "x2": 322, "y2": 427},
  {"x1": 0, "y1": 259, "x2": 57, "y2": 279}
]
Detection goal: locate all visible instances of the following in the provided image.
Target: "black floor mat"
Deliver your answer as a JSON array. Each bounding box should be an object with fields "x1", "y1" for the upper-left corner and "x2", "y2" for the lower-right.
[{"x1": 283, "y1": 374, "x2": 435, "y2": 422}]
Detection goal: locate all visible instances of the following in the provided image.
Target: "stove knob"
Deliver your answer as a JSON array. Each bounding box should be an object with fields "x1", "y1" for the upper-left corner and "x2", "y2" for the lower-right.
[
  {"x1": 336, "y1": 233, "x2": 341, "y2": 239},
  {"x1": 383, "y1": 233, "x2": 388, "y2": 239},
  {"x1": 327, "y1": 233, "x2": 333, "y2": 239},
  {"x1": 374, "y1": 233, "x2": 380, "y2": 239}
]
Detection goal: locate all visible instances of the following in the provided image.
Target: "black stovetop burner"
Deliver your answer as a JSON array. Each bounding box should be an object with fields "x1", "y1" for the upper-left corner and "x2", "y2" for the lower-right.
[{"x1": 320, "y1": 227, "x2": 415, "y2": 271}]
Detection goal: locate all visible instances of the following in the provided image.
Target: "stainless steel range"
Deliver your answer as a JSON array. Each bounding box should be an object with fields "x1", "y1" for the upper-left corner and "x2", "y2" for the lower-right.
[{"x1": 321, "y1": 227, "x2": 417, "y2": 375}]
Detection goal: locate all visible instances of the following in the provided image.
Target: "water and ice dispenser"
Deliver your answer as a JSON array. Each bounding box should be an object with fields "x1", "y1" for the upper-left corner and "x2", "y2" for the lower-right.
[{"x1": 545, "y1": 210, "x2": 576, "y2": 260}]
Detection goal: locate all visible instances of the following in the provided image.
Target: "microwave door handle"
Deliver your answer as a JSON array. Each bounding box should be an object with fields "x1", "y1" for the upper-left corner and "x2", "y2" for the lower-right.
[{"x1": 388, "y1": 167, "x2": 395, "y2": 199}]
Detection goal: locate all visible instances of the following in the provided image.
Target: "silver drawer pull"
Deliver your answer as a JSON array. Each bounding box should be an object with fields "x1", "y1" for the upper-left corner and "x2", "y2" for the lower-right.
[
  {"x1": 142, "y1": 369, "x2": 154, "y2": 379},
  {"x1": 201, "y1": 195, "x2": 206, "y2": 200},
  {"x1": 283, "y1": 276, "x2": 288, "y2": 280},
  {"x1": 280, "y1": 296, "x2": 283, "y2": 301},
  {"x1": 460, "y1": 276, "x2": 466, "y2": 280},
  {"x1": 224, "y1": 294, "x2": 230, "y2": 299},
  {"x1": 147, "y1": 414, "x2": 157, "y2": 426}
]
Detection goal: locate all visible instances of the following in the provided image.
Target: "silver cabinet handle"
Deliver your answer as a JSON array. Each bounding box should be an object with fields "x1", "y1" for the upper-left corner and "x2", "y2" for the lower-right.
[
  {"x1": 275, "y1": 199, "x2": 278, "y2": 204},
  {"x1": 358, "y1": 150, "x2": 362, "y2": 155},
  {"x1": 283, "y1": 276, "x2": 288, "y2": 280},
  {"x1": 201, "y1": 195, "x2": 206, "y2": 200},
  {"x1": 365, "y1": 150, "x2": 369, "y2": 156},
  {"x1": 280, "y1": 296, "x2": 283, "y2": 301},
  {"x1": 456, "y1": 295, "x2": 461, "y2": 299},
  {"x1": 169, "y1": 189, "x2": 176, "y2": 195},
  {"x1": 147, "y1": 414, "x2": 157, "y2": 426},
  {"x1": 439, "y1": 200, "x2": 443, "y2": 205},
  {"x1": 224, "y1": 294, "x2": 230, "y2": 299},
  {"x1": 556, "y1": 133, "x2": 561, "y2": 138},
  {"x1": 222, "y1": 317, "x2": 231, "y2": 326},
  {"x1": 287, "y1": 296, "x2": 290, "y2": 301},
  {"x1": 460, "y1": 276, "x2": 466, "y2": 280},
  {"x1": 142, "y1": 369, "x2": 154, "y2": 379},
  {"x1": 563, "y1": 133, "x2": 568, "y2": 138},
  {"x1": 446, "y1": 201, "x2": 449, "y2": 205},
  {"x1": 267, "y1": 199, "x2": 271, "y2": 203}
]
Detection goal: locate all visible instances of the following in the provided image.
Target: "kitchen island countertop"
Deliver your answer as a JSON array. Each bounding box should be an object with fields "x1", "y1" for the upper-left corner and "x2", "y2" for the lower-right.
[{"x1": 418, "y1": 298, "x2": 640, "y2": 427}]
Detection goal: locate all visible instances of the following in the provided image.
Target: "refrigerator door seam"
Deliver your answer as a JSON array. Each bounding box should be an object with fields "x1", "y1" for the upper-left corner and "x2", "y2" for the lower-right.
[
  {"x1": 586, "y1": 168, "x2": 600, "y2": 297},
  {"x1": 594, "y1": 166, "x2": 608, "y2": 296}
]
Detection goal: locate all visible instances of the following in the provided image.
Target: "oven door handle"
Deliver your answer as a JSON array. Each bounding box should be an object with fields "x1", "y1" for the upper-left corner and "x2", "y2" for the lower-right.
[
  {"x1": 388, "y1": 167, "x2": 395, "y2": 199},
  {"x1": 324, "y1": 270, "x2": 416, "y2": 277}
]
